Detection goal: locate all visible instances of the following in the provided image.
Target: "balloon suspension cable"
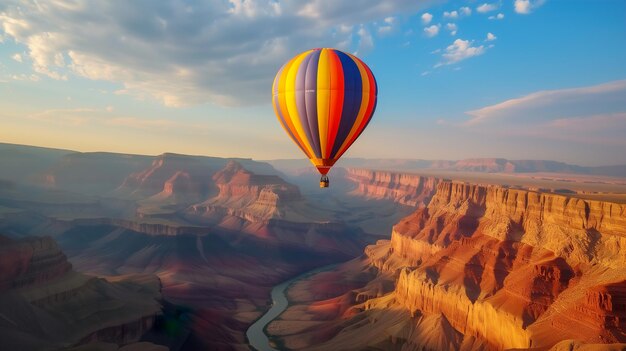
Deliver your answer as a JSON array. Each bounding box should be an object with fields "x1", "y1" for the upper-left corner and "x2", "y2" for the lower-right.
[{"x1": 320, "y1": 175, "x2": 329, "y2": 188}]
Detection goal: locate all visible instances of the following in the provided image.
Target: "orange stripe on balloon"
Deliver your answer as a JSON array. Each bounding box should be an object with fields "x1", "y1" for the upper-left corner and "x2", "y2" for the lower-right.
[
  {"x1": 324, "y1": 49, "x2": 344, "y2": 159},
  {"x1": 273, "y1": 94, "x2": 308, "y2": 156}
]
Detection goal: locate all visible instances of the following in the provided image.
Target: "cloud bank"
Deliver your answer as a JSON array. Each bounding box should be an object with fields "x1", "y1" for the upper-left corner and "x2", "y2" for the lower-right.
[{"x1": 0, "y1": 0, "x2": 435, "y2": 107}]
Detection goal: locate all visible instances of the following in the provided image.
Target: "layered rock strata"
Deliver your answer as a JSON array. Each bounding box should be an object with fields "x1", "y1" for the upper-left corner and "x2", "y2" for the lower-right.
[
  {"x1": 345, "y1": 168, "x2": 441, "y2": 207},
  {"x1": 269, "y1": 181, "x2": 626, "y2": 350}
]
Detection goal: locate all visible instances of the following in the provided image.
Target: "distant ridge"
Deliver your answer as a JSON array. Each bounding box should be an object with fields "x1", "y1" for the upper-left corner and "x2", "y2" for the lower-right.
[
  {"x1": 1, "y1": 142, "x2": 624, "y2": 181},
  {"x1": 266, "y1": 157, "x2": 626, "y2": 178}
]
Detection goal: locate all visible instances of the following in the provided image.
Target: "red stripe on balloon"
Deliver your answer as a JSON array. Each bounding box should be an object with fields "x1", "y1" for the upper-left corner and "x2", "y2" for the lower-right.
[{"x1": 325, "y1": 50, "x2": 344, "y2": 159}]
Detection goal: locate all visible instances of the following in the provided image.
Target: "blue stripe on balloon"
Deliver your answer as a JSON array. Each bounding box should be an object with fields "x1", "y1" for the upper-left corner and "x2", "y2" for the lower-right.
[{"x1": 330, "y1": 51, "x2": 362, "y2": 158}]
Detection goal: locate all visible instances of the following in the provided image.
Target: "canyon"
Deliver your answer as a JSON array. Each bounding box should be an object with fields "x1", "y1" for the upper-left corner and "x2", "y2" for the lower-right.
[
  {"x1": 0, "y1": 145, "x2": 387, "y2": 350},
  {"x1": 0, "y1": 143, "x2": 625, "y2": 350},
  {"x1": 266, "y1": 180, "x2": 626, "y2": 350}
]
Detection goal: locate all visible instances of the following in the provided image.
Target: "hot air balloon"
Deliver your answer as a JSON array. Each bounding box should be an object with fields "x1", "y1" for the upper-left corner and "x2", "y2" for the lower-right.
[{"x1": 272, "y1": 48, "x2": 378, "y2": 188}]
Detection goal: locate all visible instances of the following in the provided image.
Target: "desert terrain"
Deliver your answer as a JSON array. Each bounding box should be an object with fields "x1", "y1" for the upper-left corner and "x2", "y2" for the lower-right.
[{"x1": 0, "y1": 142, "x2": 625, "y2": 350}]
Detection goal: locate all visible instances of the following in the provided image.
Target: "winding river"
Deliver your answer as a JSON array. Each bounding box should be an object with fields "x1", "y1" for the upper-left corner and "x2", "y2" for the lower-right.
[{"x1": 246, "y1": 264, "x2": 338, "y2": 351}]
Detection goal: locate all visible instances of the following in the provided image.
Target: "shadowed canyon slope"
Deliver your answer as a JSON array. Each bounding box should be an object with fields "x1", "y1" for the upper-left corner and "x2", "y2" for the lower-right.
[
  {"x1": 267, "y1": 181, "x2": 626, "y2": 350},
  {"x1": 0, "y1": 146, "x2": 379, "y2": 350},
  {"x1": 0, "y1": 235, "x2": 162, "y2": 351}
]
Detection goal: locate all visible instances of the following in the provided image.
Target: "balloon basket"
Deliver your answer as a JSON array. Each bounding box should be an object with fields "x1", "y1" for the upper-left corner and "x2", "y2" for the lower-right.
[{"x1": 320, "y1": 175, "x2": 329, "y2": 188}]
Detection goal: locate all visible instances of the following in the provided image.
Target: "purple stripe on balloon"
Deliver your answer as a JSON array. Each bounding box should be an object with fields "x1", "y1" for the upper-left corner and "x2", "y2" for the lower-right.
[
  {"x1": 304, "y1": 49, "x2": 321, "y2": 158},
  {"x1": 273, "y1": 64, "x2": 285, "y2": 96},
  {"x1": 295, "y1": 52, "x2": 319, "y2": 158}
]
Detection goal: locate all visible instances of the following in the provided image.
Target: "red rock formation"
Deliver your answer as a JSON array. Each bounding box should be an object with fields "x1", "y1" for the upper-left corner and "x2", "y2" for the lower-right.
[
  {"x1": 268, "y1": 181, "x2": 626, "y2": 350},
  {"x1": 188, "y1": 160, "x2": 301, "y2": 223},
  {"x1": 117, "y1": 153, "x2": 218, "y2": 199},
  {"x1": 345, "y1": 168, "x2": 441, "y2": 207}
]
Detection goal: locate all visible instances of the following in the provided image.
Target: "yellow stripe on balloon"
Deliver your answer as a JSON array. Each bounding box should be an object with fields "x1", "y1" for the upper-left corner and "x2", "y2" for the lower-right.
[
  {"x1": 277, "y1": 55, "x2": 313, "y2": 159},
  {"x1": 316, "y1": 49, "x2": 331, "y2": 160},
  {"x1": 334, "y1": 53, "x2": 372, "y2": 158},
  {"x1": 284, "y1": 50, "x2": 316, "y2": 159}
]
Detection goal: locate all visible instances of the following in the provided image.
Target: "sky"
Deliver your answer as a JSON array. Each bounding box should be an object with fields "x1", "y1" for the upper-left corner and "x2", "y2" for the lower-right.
[{"x1": 1, "y1": 0, "x2": 625, "y2": 166}]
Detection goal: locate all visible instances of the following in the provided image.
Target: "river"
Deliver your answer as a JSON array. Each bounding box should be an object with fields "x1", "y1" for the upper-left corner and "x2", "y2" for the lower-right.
[{"x1": 246, "y1": 264, "x2": 338, "y2": 351}]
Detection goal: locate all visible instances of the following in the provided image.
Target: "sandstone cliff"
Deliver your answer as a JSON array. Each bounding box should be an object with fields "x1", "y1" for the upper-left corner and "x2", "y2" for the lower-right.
[
  {"x1": 188, "y1": 160, "x2": 301, "y2": 223},
  {"x1": 345, "y1": 168, "x2": 441, "y2": 207},
  {"x1": 268, "y1": 181, "x2": 626, "y2": 350}
]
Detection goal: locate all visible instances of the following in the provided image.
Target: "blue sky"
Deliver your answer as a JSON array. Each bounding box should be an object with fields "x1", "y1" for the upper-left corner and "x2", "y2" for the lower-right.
[{"x1": 1, "y1": 0, "x2": 625, "y2": 166}]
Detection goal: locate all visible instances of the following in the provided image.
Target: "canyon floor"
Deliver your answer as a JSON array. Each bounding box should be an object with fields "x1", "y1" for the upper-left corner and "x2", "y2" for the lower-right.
[{"x1": 0, "y1": 143, "x2": 625, "y2": 350}]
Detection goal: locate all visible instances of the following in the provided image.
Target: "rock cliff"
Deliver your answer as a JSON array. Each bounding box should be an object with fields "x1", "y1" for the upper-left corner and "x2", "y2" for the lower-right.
[
  {"x1": 188, "y1": 160, "x2": 301, "y2": 223},
  {"x1": 0, "y1": 235, "x2": 162, "y2": 351},
  {"x1": 116, "y1": 153, "x2": 218, "y2": 200},
  {"x1": 345, "y1": 168, "x2": 441, "y2": 207},
  {"x1": 268, "y1": 181, "x2": 626, "y2": 350}
]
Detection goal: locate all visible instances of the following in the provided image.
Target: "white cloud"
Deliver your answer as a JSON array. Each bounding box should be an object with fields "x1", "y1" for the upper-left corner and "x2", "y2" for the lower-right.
[
  {"x1": 443, "y1": 11, "x2": 458, "y2": 19},
  {"x1": 446, "y1": 23, "x2": 458, "y2": 36},
  {"x1": 229, "y1": 0, "x2": 282, "y2": 17},
  {"x1": 424, "y1": 24, "x2": 441, "y2": 38},
  {"x1": 338, "y1": 24, "x2": 353, "y2": 34},
  {"x1": 11, "y1": 53, "x2": 23, "y2": 62},
  {"x1": 378, "y1": 16, "x2": 395, "y2": 35},
  {"x1": 421, "y1": 12, "x2": 433, "y2": 24},
  {"x1": 486, "y1": 32, "x2": 496, "y2": 41},
  {"x1": 489, "y1": 13, "x2": 505, "y2": 20},
  {"x1": 10, "y1": 73, "x2": 40, "y2": 81},
  {"x1": 459, "y1": 81, "x2": 626, "y2": 151},
  {"x1": 436, "y1": 39, "x2": 485, "y2": 67},
  {"x1": 514, "y1": 0, "x2": 545, "y2": 14},
  {"x1": 464, "y1": 80, "x2": 626, "y2": 125},
  {"x1": 0, "y1": 0, "x2": 437, "y2": 107},
  {"x1": 357, "y1": 25, "x2": 374, "y2": 53},
  {"x1": 459, "y1": 7, "x2": 472, "y2": 16},
  {"x1": 378, "y1": 26, "x2": 392, "y2": 35},
  {"x1": 476, "y1": 3, "x2": 498, "y2": 13}
]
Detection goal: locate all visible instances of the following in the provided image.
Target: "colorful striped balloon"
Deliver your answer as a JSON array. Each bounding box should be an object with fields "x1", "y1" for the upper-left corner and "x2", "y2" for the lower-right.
[{"x1": 272, "y1": 48, "x2": 378, "y2": 182}]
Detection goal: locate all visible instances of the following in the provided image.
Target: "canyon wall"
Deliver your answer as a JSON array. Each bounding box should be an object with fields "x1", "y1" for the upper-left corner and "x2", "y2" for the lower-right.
[
  {"x1": 0, "y1": 235, "x2": 162, "y2": 350},
  {"x1": 375, "y1": 182, "x2": 626, "y2": 349},
  {"x1": 271, "y1": 181, "x2": 626, "y2": 350},
  {"x1": 345, "y1": 168, "x2": 441, "y2": 207}
]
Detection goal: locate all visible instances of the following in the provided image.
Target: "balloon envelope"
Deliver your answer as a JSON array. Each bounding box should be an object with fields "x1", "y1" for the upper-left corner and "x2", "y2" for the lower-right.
[{"x1": 272, "y1": 48, "x2": 377, "y2": 175}]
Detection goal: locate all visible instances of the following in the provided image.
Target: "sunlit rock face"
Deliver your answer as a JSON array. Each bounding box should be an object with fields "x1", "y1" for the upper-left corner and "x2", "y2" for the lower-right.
[
  {"x1": 345, "y1": 168, "x2": 441, "y2": 207},
  {"x1": 269, "y1": 181, "x2": 626, "y2": 350},
  {"x1": 385, "y1": 182, "x2": 625, "y2": 349},
  {"x1": 188, "y1": 160, "x2": 302, "y2": 223}
]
